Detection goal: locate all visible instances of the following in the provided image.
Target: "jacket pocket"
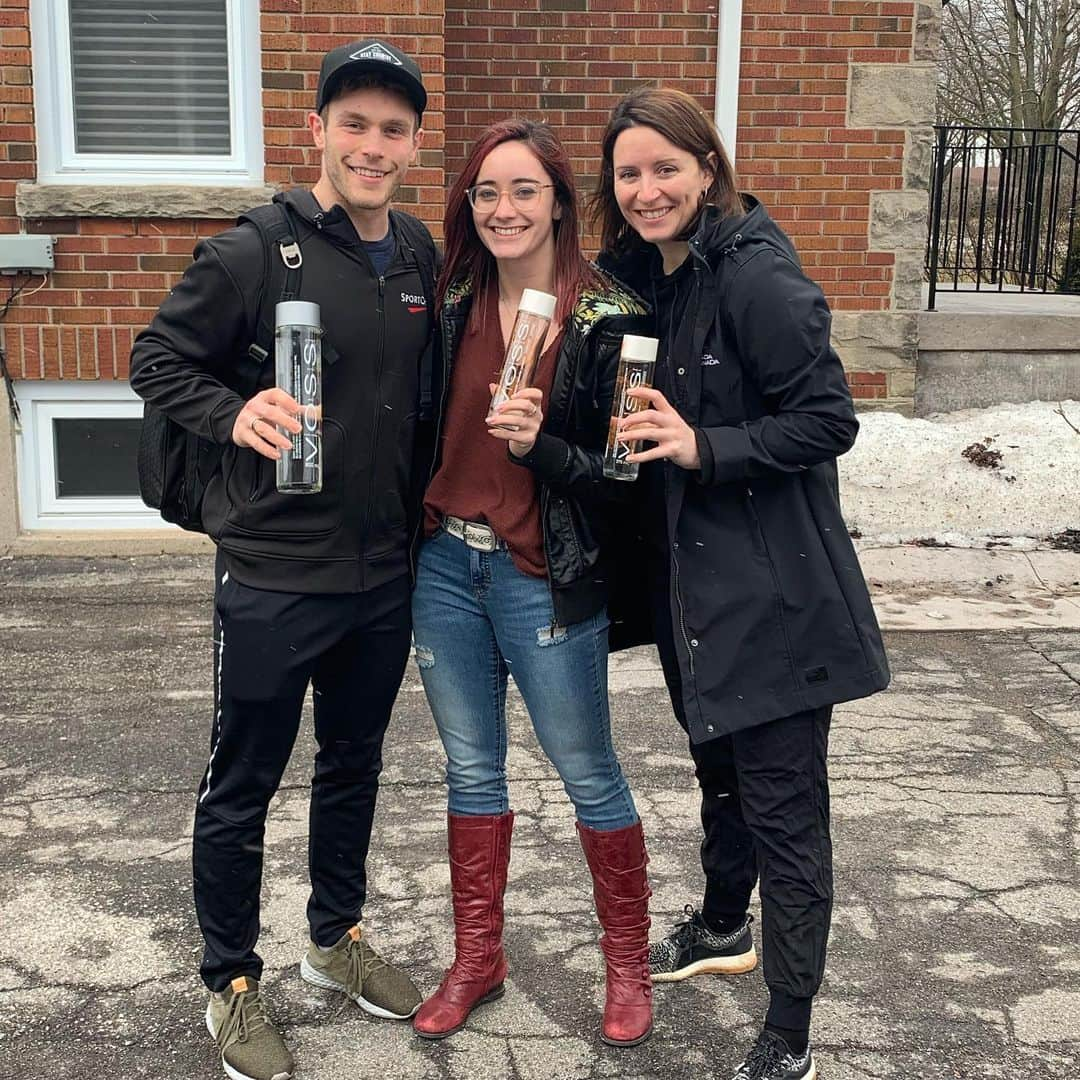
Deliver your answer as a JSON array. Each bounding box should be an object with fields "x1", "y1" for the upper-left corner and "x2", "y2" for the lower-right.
[
  {"x1": 743, "y1": 487, "x2": 798, "y2": 686},
  {"x1": 224, "y1": 418, "x2": 345, "y2": 540},
  {"x1": 749, "y1": 477, "x2": 868, "y2": 684}
]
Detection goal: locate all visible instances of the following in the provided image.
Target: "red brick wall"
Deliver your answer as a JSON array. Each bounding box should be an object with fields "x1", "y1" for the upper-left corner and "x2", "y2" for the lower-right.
[
  {"x1": 445, "y1": 0, "x2": 717, "y2": 236},
  {"x1": 442, "y1": 1, "x2": 915, "y2": 401},
  {"x1": 739, "y1": 0, "x2": 913, "y2": 318},
  {"x1": 1, "y1": 0, "x2": 444, "y2": 383},
  {"x1": 3, "y1": 0, "x2": 918, "y2": 399},
  {"x1": 0, "y1": 0, "x2": 32, "y2": 236}
]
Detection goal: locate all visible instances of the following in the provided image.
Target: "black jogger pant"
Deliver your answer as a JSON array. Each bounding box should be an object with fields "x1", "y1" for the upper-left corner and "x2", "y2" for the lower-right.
[
  {"x1": 651, "y1": 564, "x2": 833, "y2": 1032},
  {"x1": 193, "y1": 556, "x2": 412, "y2": 992}
]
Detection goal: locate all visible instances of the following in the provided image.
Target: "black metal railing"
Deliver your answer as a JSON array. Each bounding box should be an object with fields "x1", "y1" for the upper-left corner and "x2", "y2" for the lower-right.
[{"x1": 925, "y1": 125, "x2": 1080, "y2": 309}]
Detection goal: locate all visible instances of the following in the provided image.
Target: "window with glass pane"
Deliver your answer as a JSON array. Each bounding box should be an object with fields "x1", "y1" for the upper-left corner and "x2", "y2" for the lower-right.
[
  {"x1": 53, "y1": 417, "x2": 142, "y2": 498},
  {"x1": 69, "y1": 0, "x2": 231, "y2": 155}
]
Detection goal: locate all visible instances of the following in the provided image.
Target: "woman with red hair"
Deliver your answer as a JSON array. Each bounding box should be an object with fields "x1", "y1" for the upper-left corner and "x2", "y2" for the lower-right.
[{"x1": 410, "y1": 118, "x2": 653, "y2": 1047}]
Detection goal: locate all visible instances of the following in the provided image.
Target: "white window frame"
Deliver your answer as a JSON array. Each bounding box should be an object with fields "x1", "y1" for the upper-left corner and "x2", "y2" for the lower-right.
[
  {"x1": 29, "y1": 0, "x2": 264, "y2": 186},
  {"x1": 14, "y1": 381, "x2": 172, "y2": 530}
]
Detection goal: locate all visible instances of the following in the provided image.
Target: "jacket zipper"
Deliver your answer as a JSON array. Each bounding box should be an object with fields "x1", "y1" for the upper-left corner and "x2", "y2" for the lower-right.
[
  {"x1": 671, "y1": 545, "x2": 695, "y2": 676},
  {"x1": 408, "y1": 308, "x2": 456, "y2": 580},
  {"x1": 359, "y1": 274, "x2": 387, "y2": 554},
  {"x1": 539, "y1": 319, "x2": 599, "y2": 633}
]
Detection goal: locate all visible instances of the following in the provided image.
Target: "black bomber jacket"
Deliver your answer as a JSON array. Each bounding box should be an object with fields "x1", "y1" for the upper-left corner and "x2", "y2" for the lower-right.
[{"x1": 130, "y1": 189, "x2": 441, "y2": 594}]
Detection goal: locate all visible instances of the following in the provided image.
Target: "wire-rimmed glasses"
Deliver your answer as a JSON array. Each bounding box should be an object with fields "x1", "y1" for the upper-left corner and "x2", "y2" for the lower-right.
[{"x1": 466, "y1": 183, "x2": 555, "y2": 211}]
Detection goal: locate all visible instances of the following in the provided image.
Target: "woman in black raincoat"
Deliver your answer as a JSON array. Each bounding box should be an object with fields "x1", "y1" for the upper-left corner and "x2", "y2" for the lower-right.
[{"x1": 592, "y1": 87, "x2": 890, "y2": 1080}]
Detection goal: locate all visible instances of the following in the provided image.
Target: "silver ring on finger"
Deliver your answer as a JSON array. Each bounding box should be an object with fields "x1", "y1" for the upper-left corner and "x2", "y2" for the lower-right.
[{"x1": 250, "y1": 416, "x2": 261, "y2": 434}]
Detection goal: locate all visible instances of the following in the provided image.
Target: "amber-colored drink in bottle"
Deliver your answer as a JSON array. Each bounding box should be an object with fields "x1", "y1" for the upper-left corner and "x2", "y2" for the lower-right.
[
  {"x1": 603, "y1": 334, "x2": 659, "y2": 481},
  {"x1": 489, "y1": 288, "x2": 558, "y2": 412}
]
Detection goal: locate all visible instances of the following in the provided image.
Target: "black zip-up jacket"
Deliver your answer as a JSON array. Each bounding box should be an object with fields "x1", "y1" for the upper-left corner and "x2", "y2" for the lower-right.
[
  {"x1": 436, "y1": 276, "x2": 649, "y2": 627},
  {"x1": 599, "y1": 197, "x2": 890, "y2": 742},
  {"x1": 130, "y1": 190, "x2": 441, "y2": 594}
]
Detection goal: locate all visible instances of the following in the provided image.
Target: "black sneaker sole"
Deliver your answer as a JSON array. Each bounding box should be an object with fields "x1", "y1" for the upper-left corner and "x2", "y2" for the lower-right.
[{"x1": 651, "y1": 945, "x2": 758, "y2": 983}]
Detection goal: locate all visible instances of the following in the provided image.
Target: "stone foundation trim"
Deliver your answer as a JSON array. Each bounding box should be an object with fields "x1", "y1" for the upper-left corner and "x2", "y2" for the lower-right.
[{"x1": 16, "y1": 183, "x2": 280, "y2": 221}]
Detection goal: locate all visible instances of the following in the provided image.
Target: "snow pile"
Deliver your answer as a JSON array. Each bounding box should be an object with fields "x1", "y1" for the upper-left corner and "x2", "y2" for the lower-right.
[{"x1": 838, "y1": 400, "x2": 1080, "y2": 547}]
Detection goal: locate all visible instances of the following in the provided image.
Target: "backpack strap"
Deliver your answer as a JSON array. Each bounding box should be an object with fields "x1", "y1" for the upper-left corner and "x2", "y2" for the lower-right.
[
  {"x1": 391, "y1": 211, "x2": 439, "y2": 421},
  {"x1": 235, "y1": 200, "x2": 305, "y2": 393}
]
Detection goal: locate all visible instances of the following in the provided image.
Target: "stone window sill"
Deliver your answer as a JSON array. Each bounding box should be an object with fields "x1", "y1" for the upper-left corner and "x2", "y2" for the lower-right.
[{"x1": 15, "y1": 182, "x2": 279, "y2": 220}]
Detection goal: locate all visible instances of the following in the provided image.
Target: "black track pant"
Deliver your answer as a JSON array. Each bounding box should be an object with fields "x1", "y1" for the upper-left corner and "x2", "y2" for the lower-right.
[
  {"x1": 193, "y1": 555, "x2": 412, "y2": 992},
  {"x1": 651, "y1": 564, "x2": 833, "y2": 1032}
]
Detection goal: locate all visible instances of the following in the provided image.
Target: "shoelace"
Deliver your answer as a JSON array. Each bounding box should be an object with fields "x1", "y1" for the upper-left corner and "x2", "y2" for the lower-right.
[
  {"x1": 739, "y1": 1033, "x2": 788, "y2": 1079},
  {"x1": 649, "y1": 904, "x2": 701, "y2": 965},
  {"x1": 217, "y1": 987, "x2": 271, "y2": 1050},
  {"x1": 343, "y1": 937, "x2": 389, "y2": 995}
]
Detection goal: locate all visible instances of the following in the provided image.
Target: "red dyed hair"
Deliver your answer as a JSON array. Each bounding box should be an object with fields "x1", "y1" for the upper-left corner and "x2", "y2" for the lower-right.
[{"x1": 439, "y1": 118, "x2": 602, "y2": 332}]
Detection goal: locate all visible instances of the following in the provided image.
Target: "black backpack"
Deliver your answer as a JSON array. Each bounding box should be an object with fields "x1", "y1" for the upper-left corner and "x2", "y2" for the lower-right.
[
  {"x1": 135, "y1": 202, "x2": 437, "y2": 533},
  {"x1": 136, "y1": 201, "x2": 302, "y2": 533}
]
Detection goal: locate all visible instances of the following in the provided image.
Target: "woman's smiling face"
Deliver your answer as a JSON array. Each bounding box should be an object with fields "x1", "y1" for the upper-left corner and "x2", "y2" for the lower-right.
[
  {"x1": 471, "y1": 139, "x2": 560, "y2": 266},
  {"x1": 611, "y1": 123, "x2": 713, "y2": 248}
]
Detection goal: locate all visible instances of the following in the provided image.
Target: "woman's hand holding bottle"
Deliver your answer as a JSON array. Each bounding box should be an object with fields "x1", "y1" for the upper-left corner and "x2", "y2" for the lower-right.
[
  {"x1": 619, "y1": 387, "x2": 701, "y2": 471},
  {"x1": 486, "y1": 385, "x2": 545, "y2": 457}
]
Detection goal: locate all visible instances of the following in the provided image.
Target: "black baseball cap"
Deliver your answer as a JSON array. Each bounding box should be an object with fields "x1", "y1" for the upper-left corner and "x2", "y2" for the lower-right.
[{"x1": 316, "y1": 39, "x2": 427, "y2": 120}]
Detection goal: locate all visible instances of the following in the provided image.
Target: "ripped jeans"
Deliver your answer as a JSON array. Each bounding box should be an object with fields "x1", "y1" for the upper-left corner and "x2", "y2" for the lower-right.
[{"x1": 411, "y1": 528, "x2": 638, "y2": 830}]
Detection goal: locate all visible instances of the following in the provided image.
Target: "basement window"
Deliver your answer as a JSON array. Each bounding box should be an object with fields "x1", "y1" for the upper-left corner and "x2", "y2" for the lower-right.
[{"x1": 14, "y1": 381, "x2": 170, "y2": 530}]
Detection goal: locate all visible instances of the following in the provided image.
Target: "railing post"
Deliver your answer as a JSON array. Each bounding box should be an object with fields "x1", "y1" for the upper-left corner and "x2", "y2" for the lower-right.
[
  {"x1": 926, "y1": 124, "x2": 948, "y2": 311},
  {"x1": 924, "y1": 125, "x2": 1079, "y2": 300}
]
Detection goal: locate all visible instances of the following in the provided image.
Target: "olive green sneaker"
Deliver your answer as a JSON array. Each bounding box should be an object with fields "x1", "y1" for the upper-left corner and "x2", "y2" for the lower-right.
[
  {"x1": 300, "y1": 924, "x2": 421, "y2": 1020},
  {"x1": 205, "y1": 976, "x2": 294, "y2": 1080}
]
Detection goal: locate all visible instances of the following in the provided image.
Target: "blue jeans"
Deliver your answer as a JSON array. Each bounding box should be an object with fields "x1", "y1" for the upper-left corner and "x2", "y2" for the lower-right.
[{"x1": 412, "y1": 529, "x2": 638, "y2": 831}]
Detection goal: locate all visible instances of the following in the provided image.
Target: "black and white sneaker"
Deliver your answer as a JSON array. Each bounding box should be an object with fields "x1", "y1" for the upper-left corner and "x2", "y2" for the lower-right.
[
  {"x1": 731, "y1": 1030, "x2": 815, "y2": 1080},
  {"x1": 648, "y1": 905, "x2": 757, "y2": 982}
]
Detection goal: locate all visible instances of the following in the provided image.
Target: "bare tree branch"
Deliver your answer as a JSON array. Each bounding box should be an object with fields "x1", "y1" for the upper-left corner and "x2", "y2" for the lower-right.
[{"x1": 940, "y1": 0, "x2": 1080, "y2": 131}]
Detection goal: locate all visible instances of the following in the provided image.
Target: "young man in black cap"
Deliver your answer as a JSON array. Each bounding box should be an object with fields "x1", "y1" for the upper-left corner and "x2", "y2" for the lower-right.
[{"x1": 130, "y1": 40, "x2": 441, "y2": 1080}]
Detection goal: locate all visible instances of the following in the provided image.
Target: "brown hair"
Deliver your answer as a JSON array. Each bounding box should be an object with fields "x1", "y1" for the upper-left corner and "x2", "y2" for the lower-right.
[
  {"x1": 589, "y1": 86, "x2": 742, "y2": 256},
  {"x1": 439, "y1": 118, "x2": 602, "y2": 331}
]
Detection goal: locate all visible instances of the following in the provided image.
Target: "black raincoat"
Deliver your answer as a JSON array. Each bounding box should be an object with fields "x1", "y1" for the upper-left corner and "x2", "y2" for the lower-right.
[{"x1": 599, "y1": 197, "x2": 890, "y2": 743}]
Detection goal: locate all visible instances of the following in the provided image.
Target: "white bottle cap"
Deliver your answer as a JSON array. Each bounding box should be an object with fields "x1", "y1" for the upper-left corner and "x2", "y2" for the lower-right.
[
  {"x1": 275, "y1": 300, "x2": 321, "y2": 329},
  {"x1": 620, "y1": 334, "x2": 659, "y2": 364},
  {"x1": 518, "y1": 289, "x2": 557, "y2": 320}
]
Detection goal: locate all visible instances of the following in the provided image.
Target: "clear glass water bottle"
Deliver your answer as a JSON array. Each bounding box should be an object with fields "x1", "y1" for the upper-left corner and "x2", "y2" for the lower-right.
[
  {"x1": 274, "y1": 300, "x2": 322, "y2": 494},
  {"x1": 489, "y1": 288, "x2": 558, "y2": 411},
  {"x1": 603, "y1": 334, "x2": 659, "y2": 481}
]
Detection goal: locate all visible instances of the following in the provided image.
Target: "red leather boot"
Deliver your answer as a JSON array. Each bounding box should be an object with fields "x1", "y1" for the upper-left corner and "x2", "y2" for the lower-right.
[
  {"x1": 413, "y1": 812, "x2": 513, "y2": 1039},
  {"x1": 577, "y1": 820, "x2": 653, "y2": 1046}
]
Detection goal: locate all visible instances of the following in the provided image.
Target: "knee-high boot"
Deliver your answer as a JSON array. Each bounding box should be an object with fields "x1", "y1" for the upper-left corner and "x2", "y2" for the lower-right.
[
  {"x1": 577, "y1": 820, "x2": 653, "y2": 1046},
  {"x1": 413, "y1": 812, "x2": 513, "y2": 1039}
]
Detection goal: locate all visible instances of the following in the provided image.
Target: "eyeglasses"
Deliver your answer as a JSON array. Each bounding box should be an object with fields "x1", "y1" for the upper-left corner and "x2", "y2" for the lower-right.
[{"x1": 466, "y1": 183, "x2": 554, "y2": 211}]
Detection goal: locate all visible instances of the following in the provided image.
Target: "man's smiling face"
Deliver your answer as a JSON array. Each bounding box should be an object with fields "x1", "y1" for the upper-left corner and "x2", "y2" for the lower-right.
[{"x1": 310, "y1": 85, "x2": 422, "y2": 219}]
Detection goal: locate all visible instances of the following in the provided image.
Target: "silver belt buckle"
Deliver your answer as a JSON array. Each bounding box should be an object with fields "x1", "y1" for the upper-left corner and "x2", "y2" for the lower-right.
[{"x1": 463, "y1": 521, "x2": 497, "y2": 552}]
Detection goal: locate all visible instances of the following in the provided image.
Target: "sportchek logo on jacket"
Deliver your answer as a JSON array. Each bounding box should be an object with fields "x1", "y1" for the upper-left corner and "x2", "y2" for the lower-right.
[{"x1": 400, "y1": 290, "x2": 427, "y2": 314}]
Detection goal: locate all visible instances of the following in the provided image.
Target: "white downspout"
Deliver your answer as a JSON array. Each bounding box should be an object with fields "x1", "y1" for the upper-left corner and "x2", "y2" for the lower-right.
[{"x1": 715, "y1": 0, "x2": 743, "y2": 163}]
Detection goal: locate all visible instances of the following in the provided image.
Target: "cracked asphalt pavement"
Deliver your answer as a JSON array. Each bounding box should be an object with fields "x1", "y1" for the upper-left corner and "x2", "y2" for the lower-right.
[{"x1": 1, "y1": 555, "x2": 1078, "y2": 1079}]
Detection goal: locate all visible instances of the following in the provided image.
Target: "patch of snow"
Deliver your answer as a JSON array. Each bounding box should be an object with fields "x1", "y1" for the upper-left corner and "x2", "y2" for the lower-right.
[{"x1": 839, "y1": 400, "x2": 1080, "y2": 546}]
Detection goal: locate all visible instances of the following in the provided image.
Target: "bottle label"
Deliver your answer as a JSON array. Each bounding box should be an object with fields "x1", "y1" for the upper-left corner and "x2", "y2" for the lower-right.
[
  {"x1": 302, "y1": 337, "x2": 319, "y2": 468},
  {"x1": 496, "y1": 317, "x2": 534, "y2": 399},
  {"x1": 612, "y1": 364, "x2": 647, "y2": 462}
]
